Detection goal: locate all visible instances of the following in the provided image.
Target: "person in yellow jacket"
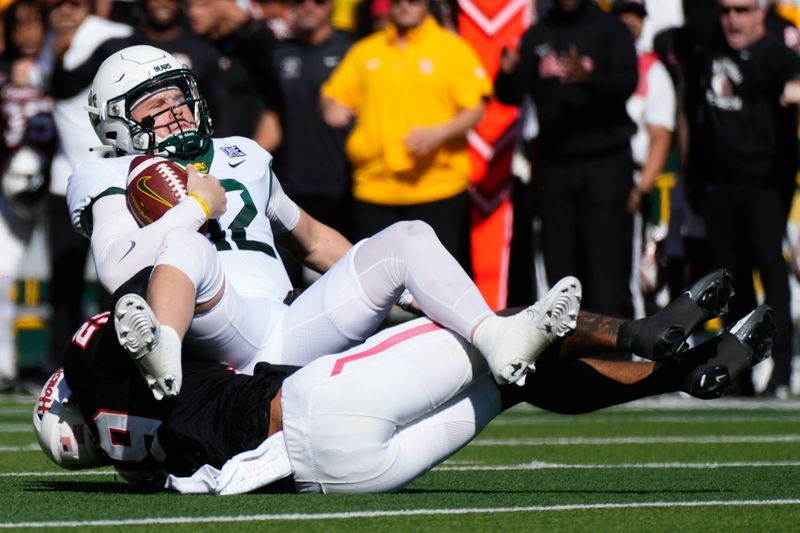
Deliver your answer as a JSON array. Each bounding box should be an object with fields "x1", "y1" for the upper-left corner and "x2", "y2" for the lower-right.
[{"x1": 321, "y1": 0, "x2": 490, "y2": 273}]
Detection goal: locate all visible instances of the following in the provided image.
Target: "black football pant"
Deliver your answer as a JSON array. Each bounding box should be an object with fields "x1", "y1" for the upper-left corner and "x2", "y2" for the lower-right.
[
  {"x1": 704, "y1": 182, "x2": 794, "y2": 388},
  {"x1": 46, "y1": 193, "x2": 110, "y2": 372},
  {"x1": 536, "y1": 148, "x2": 634, "y2": 318}
]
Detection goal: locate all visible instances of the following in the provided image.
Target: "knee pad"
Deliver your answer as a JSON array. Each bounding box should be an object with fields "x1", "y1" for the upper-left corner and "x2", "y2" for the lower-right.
[
  {"x1": 155, "y1": 229, "x2": 224, "y2": 304},
  {"x1": 383, "y1": 220, "x2": 436, "y2": 254}
]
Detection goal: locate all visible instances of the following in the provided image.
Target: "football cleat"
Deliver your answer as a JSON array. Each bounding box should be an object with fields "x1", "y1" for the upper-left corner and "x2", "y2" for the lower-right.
[
  {"x1": 476, "y1": 276, "x2": 582, "y2": 386},
  {"x1": 618, "y1": 269, "x2": 734, "y2": 361},
  {"x1": 114, "y1": 293, "x2": 183, "y2": 400},
  {"x1": 729, "y1": 305, "x2": 775, "y2": 367},
  {"x1": 684, "y1": 305, "x2": 774, "y2": 400}
]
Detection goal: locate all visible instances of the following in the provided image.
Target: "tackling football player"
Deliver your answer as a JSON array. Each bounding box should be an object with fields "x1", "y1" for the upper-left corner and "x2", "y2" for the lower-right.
[{"x1": 33, "y1": 268, "x2": 773, "y2": 494}]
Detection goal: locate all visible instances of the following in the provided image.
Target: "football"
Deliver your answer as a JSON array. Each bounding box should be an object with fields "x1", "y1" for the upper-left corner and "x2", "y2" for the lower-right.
[{"x1": 126, "y1": 155, "x2": 205, "y2": 231}]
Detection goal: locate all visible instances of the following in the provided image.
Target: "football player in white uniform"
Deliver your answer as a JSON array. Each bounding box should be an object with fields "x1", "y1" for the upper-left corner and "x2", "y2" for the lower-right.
[
  {"x1": 67, "y1": 45, "x2": 586, "y2": 400},
  {"x1": 33, "y1": 267, "x2": 771, "y2": 494}
]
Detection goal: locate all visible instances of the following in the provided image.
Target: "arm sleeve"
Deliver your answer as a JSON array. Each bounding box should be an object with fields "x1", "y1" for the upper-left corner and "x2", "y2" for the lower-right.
[
  {"x1": 494, "y1": 30, "x2": 536, "y2": 106},
  {"x1": 90, "y1": 194, "x2": 208, "y2": 293},
  {"x1": 265, "y1": 166, "x2": 300, "y2": 234},
  {"x1": 584, "y1": 20, "x2": 639, "y2": 106},
  {"x1": 644, "y1": 62, "x2": 676, "y2": 131},
  {"x1": 774, "y1": 41, "x2": 800, "y2": 83},
  {"x1": 450, "y1": 40, "x2": 492, "y2": 110},
  {"x1": 49, "y1": 36, "x2": 137, "y2": 99}
]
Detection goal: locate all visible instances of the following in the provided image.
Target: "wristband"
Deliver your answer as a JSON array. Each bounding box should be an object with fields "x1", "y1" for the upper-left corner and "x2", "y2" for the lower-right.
[{"x1": 188, "y1": 193, "x2": 211, "y2": 221}]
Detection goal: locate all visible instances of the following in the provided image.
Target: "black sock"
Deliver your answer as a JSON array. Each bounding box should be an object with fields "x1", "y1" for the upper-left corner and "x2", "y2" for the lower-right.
[{"x1": 617, "y1": 293, "x2": 708, "y2": 360}]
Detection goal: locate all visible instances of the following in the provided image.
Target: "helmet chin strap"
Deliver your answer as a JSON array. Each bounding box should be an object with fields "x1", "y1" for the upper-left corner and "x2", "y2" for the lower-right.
[{"x1": 151, "y1": 108, "x2": 202, "y2": 158}]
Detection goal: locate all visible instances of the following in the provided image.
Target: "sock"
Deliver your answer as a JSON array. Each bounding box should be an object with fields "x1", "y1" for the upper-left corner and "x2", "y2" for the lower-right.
[{"x1": 617, "y1": 293, "x2": 707, "y2": 360}]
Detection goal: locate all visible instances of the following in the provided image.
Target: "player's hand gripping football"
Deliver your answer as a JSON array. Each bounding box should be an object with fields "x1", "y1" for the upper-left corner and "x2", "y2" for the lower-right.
[{"x1": 186, "y1": 164, "x2": 227, "y2": 219}]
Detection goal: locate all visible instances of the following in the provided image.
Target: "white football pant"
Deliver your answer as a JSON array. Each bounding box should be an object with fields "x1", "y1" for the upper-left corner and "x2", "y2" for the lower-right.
[
  {"x1": 154, "y1": 221, "x2": 494, "y2": 373},
  {"x1": 280, "y1": 317, "x2": 502, "y2": 493}
]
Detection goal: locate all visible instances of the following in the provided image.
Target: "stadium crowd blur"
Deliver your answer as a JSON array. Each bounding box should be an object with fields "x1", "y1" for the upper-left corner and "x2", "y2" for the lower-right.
[{"x1": 1, "y1": 0, "x2": 800, "y2": 399}]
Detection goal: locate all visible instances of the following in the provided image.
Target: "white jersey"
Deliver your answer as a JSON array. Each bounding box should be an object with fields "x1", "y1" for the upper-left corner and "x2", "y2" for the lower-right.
[
  {"x1": 66, "y1": 136, "x2": 300, "y2": 301},
  {"x1": 50, "y1": 16, "x2": 133, "y2": 196}
]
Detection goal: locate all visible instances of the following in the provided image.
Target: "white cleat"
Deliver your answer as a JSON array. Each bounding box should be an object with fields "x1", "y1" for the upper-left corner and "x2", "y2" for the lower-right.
[
  {"x1": 475, "y1": 276, "x2": 582, "y2": 386},
  {"x1": 114, "y1": 293, "x2": 183, "y2": 400}
]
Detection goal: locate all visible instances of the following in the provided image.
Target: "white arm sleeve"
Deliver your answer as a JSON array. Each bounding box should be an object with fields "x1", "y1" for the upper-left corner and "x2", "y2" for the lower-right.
[
  {"x1": 90, "y1": 194, "x2": 209, "y2": 293},
  {"x1": 265, "y1": 169, "x2": 301, "y2": 234},
  {"x1": 644, "y1": 62, "x2": 676, "y2": 131}
]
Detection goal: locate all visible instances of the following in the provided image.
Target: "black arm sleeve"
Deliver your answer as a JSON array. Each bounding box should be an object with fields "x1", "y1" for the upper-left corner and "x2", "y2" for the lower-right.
[
  {"x1": 494, "y1": 30, "x2": 534, "y2": 106},
  {"x1": 49, "y1": 36, "x2": 141, "y2": 99},
  {"x1": 583, "y1": 20, "x2": 638, "y2": 106}
]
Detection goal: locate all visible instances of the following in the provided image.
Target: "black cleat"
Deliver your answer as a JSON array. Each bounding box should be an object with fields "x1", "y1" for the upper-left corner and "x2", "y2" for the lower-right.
[
  {"x1": 684, "y1": 305, "x2": 775, "y2": 400},
  {"x1": 729, "y1": 305, "x2": 775, "y2": 367},
  {"x1": 686, "y1": 269, "x2": 735, "y2": 318},
  {"x1": 618, "y1": 269, "x2": 735, "y2": 361}
]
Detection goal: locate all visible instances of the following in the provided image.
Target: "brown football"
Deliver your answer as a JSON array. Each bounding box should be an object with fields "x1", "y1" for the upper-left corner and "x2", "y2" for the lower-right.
[{"x1": 126, "y1": 155, "x2": 206, "y2": 232}]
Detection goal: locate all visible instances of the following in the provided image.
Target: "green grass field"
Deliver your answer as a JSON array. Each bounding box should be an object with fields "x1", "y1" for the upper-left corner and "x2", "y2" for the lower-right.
[{"x1": 1, "y1": 394, "x2": 799, "y2": 531}]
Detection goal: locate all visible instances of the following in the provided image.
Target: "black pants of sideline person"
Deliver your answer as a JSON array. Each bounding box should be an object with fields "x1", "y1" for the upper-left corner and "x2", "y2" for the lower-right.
[
  {"x1": 535, "y1": 148, "x2": 634, "y2": 318},
  {"x1": 351, "y1": 191, "x2": 473, "y2": 276},
  {"x1": 46, "y1": 193, "x2": 110, "y2": 373},
  {"x1": 704, "y1": 181, "x2": 794, "y2": 389}
]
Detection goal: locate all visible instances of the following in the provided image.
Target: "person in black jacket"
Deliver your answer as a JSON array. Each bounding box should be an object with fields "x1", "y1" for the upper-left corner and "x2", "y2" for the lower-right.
[
  {"x1": 268, "y1": 0, "x2": 355, "y2": 286},
  {"x1": 495, "y1": 0, "x2": 638, "y2": 318},
  {"x1": 679, "y1": 0, "x2": 800, "y2": 399},
  {"x1": 185, "y1": 0, "x2": 282, "y2": 149}
]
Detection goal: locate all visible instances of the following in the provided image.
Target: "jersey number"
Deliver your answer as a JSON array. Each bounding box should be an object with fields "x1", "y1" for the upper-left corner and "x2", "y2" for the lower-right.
[
  {"x1": 208, "y1": 179, "x2": 276, "y2": 258},
  {"x1": 93, "y1": 410, "x2": 162, "y2": 462}
]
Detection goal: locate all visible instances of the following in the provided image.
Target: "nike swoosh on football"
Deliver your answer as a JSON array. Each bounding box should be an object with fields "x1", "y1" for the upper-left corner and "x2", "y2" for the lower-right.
[
  {"x1": 118, "y1": 240, "x2": 137, "y2": 263},
  {"x1": 228, "y1": 159, "x2": 245, "y2": 168}
]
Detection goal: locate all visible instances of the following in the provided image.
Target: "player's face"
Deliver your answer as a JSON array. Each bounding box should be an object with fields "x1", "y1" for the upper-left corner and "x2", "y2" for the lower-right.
[
  {"x1": 718, "y1": 0, "x2": 765, "y2": 50},
  {"x1": 389, "y1": 0, "x2": 428, "y2": 32},
  {"x1": 130, "y1": 88, "x2": 197, "y2": 138}
]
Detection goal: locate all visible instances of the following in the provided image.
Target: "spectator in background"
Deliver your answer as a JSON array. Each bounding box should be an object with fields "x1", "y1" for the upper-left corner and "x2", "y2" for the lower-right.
[
  {"x1": 766, "y1": 0, "x2": 800, "y2": 51},
  {"x1": 0, "y1": 0, "x2": 56, "y2": 389},
  {"x1": 321, "y1": 0, "x2": 490, "y2": 274},
  {"x1": 185, "y1": 0, "x2": 282, "y2": 148},
  {"x1": 252, "y1": 0, "x2": 294, "y2": 39},
  {"x1": 353, "y1": 0, "x2": 390, "y2": 39},
  {"x1": 679, "y1": 0, "x2": 800, "y2": 398},
  {"x1": 137, "y1": 0, "x2": 230, "y2": 136},
  {"x1": 495, "y1": 0, "x2": 639, "y2": 318},
  {"x1": 44, "y1": 0, "x2": 134, "y2": 375},
  {"x1": 614, "y1": 0, "x2": 676, "y2": 315},
  {"x1": 269, "y1": 0, "x2": 354, "y2": 285}
]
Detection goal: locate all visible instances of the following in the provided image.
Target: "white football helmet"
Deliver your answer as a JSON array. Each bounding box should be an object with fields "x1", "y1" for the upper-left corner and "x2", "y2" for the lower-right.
[
  {"x1": 87, "y1": 45, "x2": 213, "y2": 158},
  {"x1": 1, "y1": 146, "x2": 48, "y2": 219},
  {"x1": 32, "y1": 369, "x2": 109, "y2": 470}
]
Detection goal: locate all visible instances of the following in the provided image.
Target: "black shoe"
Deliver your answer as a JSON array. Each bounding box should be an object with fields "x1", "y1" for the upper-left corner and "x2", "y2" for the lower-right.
[
  {"x1": 618, "y1": 269, "x2": 735, "y2": 361},
  {"x1": 729, "y1": 305, "x2": 775, "y2": 367},
  {"x1": 684, "y1": 305, "x2": 775, "y2": 400}
]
